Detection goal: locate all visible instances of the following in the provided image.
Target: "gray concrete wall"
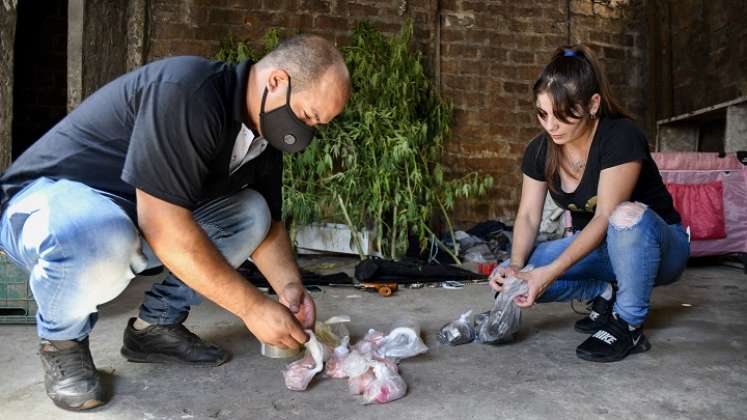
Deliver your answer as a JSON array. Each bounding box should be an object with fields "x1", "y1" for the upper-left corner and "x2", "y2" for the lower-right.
[
  {"x1": 0, "y1": 0, "x2": 17, "y2": 171},
  {"x1": 725, "y1": 103, "x2": 747, "y2": 153}
]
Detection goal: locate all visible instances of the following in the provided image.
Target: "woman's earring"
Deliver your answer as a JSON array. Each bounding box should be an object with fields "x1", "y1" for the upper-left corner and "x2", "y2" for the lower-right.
[{"x1": 590, "y1": 112, "x2": 597, "y2": 120}]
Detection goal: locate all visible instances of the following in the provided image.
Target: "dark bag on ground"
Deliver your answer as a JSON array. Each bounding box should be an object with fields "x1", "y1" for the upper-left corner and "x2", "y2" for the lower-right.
[{"x1": 354, "y1": 257, "x2": 485, "y2": 284}]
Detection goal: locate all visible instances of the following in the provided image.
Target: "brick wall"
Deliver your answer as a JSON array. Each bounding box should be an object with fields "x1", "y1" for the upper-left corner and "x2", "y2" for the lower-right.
[
  {"x1": 145, "y1": 0, "x2": 647, "y2": 227},
  {"x1": 147, "y1": 0, "x2": 438, "y2": 64},
  {"x1": 435, "y1": 0, "x2": 646, "y2": 224}
]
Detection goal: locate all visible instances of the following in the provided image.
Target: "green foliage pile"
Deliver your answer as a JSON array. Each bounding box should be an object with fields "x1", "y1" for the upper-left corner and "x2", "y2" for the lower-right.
[{"x1": 216, "y1": 22, "x2": 492, "y2": 261}]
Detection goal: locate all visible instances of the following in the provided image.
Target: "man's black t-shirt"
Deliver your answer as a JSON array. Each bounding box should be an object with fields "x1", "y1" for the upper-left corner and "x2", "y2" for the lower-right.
[
  {"x1": 0, "y1": 56, "x2": 283, "y2": 221},
  {"x1": 521, "y1": 117, "x2": 681, "y2": 231}
]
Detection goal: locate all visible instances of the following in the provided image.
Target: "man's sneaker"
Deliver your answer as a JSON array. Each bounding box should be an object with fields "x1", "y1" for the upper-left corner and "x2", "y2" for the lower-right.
[
  {"x1": 121, "y1": 317, "x2": 228, "y2": 366},
  {"x1": 576, "y1": 313, "x2": 652, "y2": 363},
  {"x1": 574, "y1": 291, "x2": 615, "y2": 334},
  {"x1": 40, "y1": 337, "x2": 105, "y2": 411}
]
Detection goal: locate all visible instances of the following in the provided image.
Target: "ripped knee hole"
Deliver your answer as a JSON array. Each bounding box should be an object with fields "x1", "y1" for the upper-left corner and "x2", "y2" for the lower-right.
[{"x1": 609, "y1": 202, "x2": 647, "y2": 228}]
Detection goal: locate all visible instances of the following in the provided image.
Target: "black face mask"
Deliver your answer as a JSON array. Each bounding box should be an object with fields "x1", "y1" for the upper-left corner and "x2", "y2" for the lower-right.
[{"x1": 259, "y1": 77, "x2": 316, "y2": 153}]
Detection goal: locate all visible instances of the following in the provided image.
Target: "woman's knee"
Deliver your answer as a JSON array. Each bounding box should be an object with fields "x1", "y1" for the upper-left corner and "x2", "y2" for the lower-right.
[
  {"x1": 609, "y1": 202, "x2": 648, "y2": 230},
  {"x1": 607, "y1": 202, "x2": 659, "y2": 247}
]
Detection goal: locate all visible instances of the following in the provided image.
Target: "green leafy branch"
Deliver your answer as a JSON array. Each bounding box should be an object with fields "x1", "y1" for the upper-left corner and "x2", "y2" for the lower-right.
[{"x1": 215, "y1": 21, "x2": 493, "y2": 261}]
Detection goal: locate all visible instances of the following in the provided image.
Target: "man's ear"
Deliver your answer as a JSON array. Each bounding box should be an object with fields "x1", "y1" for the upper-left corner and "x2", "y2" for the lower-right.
[{"x1": 267, "y1": 69, "x2": 289, "y2": 93}]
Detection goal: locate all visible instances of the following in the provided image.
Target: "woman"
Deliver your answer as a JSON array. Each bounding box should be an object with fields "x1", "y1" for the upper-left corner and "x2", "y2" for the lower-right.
[{"x1": 490, "y1": 45, "x2": 690, "y2": 363}]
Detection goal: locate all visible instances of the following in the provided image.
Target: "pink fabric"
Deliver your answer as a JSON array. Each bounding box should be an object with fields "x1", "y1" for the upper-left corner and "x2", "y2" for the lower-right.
[
  {"x1": 654, "y1": 152, "x2": 747, "y2": 257},
  {"x1": 666, "y1": 181, "x2": 726, "y2": 240},
  {"x1": 652, "y1": 152, "x2": 743, "y2": 171}
]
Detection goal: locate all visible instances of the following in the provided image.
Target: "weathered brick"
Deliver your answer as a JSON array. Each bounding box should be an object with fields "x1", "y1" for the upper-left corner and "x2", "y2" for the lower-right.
[
  {"x1": 209, "y1": 8, "x2": 247, "y2": 25},
  {"x1": 602, "y1": 46, "x2": 626, "y2": 60},
  {"x1": 508, "y1": 50, "x2": 535, "y2": 64},
  {"x1": 480, "y1": 46, "x2": 507, "y2": 61},
  {"x1": 151, "y1": 23, "x2": 194, "y2": 40},
  {"x1": 516, "y1": 34, "x2": 545, "y2": 50},
  {"x1": 298, "y1": 0, "x2": 331, "y2": 13},
  {"x1": 347, "y1": 3, "x2": 379, "y2": 18},
  {"x1": 487, "y1": 94, "x2": 515, "y2": 110},
  {"x1": 445, "y1": 43, "x2": 480, "y2": 58},
  {"x1": 314, "y1": 15, "x2": 350, "y2": 31},
  {"x1": 261, "y1": 0, "x2": 294, "y2": 10},
  {"x1": 463, "y1": 29, "x2": 493, "y2": 45}
]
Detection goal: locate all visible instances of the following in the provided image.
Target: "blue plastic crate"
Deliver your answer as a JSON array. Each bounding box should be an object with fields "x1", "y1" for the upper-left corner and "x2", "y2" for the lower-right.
[{"x1": 0, "y1": 250, "x2": 36, "y2": 324}]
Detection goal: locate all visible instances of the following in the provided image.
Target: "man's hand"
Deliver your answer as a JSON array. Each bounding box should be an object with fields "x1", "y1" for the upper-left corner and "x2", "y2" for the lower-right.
[
  {"x1": 513, "y1": 265, "x2": 557, "y2": 308},
  {"x1": 243, "y1": 295, "x2": 308, "y2": 349},
  {"x1": 279, "y1": 283, "x2": 316, "y2": 329}
]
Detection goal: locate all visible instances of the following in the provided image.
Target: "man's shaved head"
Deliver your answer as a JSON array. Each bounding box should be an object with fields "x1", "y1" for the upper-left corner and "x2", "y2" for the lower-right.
[{"x1": 258, "y1": 34, "x2": 350, "y2": 96}]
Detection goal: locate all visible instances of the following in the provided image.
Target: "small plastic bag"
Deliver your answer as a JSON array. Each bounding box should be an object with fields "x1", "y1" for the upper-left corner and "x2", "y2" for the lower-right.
[
  {"x1": 353, "y1": 329, "x2": 385, "y2": 354},
  {"x1": 341, "y1": 349, "x2": 371, "y2": 378},
  {"x1": 372, "y1": 354, "x2": 399, "y2": 373},
  {"x1": 476, "y1": 272, "x2": 529, "y2": 344},
  {"x1": 283, "y1": 330, "x2": 325, "y2": 391},
  {"x1": 362, "y1": 360, "x2": 408, "y2": 404},
  {"x1": 438, "y1": 309, "x2": 476, "y2": 346},
  {"x1": 324, "y1": 336, "x2": 350, "y2": 379},
  {"x1": 348, "y1": 367, "x2": 375, "y2": 395},
  {"x1": 314, "y1": 315, "x2": 351, "y2": 348},
  {"x1": 376, "y1": 318, "x2": 428, "y2": 360}
]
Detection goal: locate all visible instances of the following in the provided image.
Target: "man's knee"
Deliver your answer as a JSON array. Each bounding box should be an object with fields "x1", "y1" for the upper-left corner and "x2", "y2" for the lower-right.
[
  {"x1": 609, "y1": 202, "x2": 648, "y2": 229},
  {"x1": 54, "y1": 209, "x2": 140, "y2": 262},
  {"x1": 233, "y1": 189, "x2": 272, "y2": 242},
  {"x1": 39, "y1": 208, "x2": 141, "y2": 302},
  {"x1": 207, "y1": 189, "x2": 273, "y2": 267}
]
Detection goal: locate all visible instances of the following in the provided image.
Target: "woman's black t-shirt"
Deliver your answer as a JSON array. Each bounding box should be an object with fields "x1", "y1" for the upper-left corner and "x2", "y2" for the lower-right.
[{"x1": 521, "y1": 117, "x2": 681, "y2": 231}]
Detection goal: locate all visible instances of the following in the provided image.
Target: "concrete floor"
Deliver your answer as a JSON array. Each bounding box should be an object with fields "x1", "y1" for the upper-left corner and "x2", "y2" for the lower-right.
[{"x1": 1, "y1": 262, "x2": 746, "y2": 420}]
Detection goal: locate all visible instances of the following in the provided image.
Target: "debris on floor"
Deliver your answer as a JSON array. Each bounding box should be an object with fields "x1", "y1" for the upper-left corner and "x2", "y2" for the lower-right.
[
  {"x1": 432, "y1": 219, "x2": 513, "y2": 264},
  {"x1": 282, "y1": 316, "x2": 427, "y2": 404}
]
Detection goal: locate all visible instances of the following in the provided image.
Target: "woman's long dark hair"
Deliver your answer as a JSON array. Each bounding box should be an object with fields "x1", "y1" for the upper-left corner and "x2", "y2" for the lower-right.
[{"x1": 533, "y1": 44, "x2": 633, "y2": 192}]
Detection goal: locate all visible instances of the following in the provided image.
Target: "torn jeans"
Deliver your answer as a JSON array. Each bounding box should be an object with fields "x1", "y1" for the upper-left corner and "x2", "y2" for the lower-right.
[{"x1": 501, "y1": 204, "x2": 689, "y2": 326}]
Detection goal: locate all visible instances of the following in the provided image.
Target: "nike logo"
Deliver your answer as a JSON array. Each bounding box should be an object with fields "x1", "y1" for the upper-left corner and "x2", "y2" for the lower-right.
[
  {"x1": 592, "y1": 330, "x2": 617, "y2": 345},
  {"x1": 632, "y1": 335, "x2": 641, "y2": 346}
]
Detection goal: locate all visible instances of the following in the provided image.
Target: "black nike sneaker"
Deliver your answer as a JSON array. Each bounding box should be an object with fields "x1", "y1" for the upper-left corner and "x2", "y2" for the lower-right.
[
  {"x1": 574, "y1": 288, "x2": 615, "y2": 334},
  {"x1": 576, "y1": 312, "x2": 651, "y2": 363}
]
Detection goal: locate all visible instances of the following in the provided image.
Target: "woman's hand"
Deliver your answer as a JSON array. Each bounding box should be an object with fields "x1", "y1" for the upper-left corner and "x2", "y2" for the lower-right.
[
  {"x1": 488, "y1": 264, "x2": 522, "y2": 292},
  {"x1": 513, "y1": 265, "x2": 558, "y2": 308}
]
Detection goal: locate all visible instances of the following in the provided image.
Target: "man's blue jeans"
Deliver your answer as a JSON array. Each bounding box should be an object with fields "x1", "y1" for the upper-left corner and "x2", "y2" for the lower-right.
[
  {"x1": 502, "y1": 202, "x2": 690, "y2": 326},
  {"x1": 0, "y1": 177, "x2": 271, "y2": 341}
]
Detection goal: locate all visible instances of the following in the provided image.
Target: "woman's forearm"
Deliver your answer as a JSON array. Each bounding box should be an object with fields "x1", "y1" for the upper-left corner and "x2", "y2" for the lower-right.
[
  {"x1": 548, "y1": 215, "x2": 608, "y2": 277},
  {"x1": 510, "y1": 213, "x2": 540, "y2": 268}
]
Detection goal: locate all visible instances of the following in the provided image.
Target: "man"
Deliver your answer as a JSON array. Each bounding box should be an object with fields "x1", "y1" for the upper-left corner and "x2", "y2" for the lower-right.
[{"x1": 0, "y1": 35, "x2": 350, "y2": 411}]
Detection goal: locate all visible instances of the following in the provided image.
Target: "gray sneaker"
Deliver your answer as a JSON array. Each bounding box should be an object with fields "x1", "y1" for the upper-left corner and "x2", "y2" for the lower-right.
[{"x1": 39, "y1": 337, "x2": 106, "y2": 410}]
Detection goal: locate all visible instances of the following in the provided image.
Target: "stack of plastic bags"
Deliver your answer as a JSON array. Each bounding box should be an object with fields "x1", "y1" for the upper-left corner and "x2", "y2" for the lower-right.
[
  {"x1": 438, "y1": 267, "x2": 531, "y2": 346},
  {"x1": 282, "y1": 316, "x2": 428, "y2": 404}
]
